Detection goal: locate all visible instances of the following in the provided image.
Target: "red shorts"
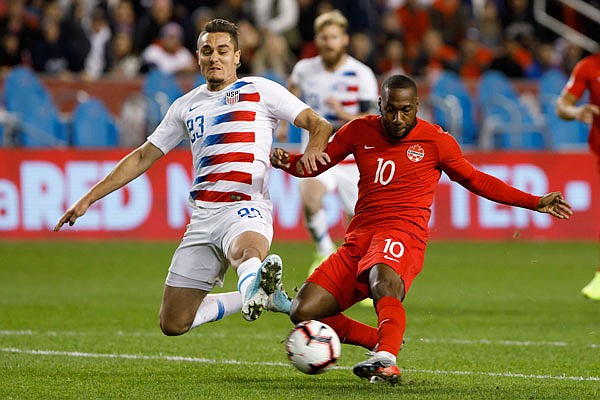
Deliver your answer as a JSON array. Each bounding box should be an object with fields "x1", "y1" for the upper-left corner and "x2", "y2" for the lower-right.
[{"x1": 307, "y1": 228, "x2": 426, "y2": 311}]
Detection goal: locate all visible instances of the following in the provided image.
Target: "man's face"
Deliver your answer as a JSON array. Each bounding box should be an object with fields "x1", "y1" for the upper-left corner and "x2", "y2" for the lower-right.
[
  {"x1": 315, "y1": 24, "x2": 348, "y2": 66},
  {"x1": 379, "y1": 87, "x2": 419, "y2": 140},
  {"x1": 197, "y1": 31, "x2": 240, "y2": 89}
]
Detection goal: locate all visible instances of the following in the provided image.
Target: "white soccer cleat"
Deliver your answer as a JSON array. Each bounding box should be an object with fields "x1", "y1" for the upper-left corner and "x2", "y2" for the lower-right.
[
  {"x1": 353, "y1": 352, "x2": 401, "y2": 385},
  {"x1": 241, "y1": 254, "x2": 283, "y2": 321}
]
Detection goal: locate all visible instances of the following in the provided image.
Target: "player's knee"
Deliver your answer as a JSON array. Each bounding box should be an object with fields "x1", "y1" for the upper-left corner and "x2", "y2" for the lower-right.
[
  {"x1": 290, "y1": 299, "x2": 315, "y2": 324},
  {"x1": 159, "y1": 316, "x2": 191, "y2": 336}
]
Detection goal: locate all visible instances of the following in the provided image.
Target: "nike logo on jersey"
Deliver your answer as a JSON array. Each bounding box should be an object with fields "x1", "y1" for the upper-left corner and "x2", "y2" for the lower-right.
[
  {"x1": 364, "y1": 145, "x2": 375, "y2": 150},
  {"x1": 189, "y1": 104, "x2": 201, "y2": 112}
]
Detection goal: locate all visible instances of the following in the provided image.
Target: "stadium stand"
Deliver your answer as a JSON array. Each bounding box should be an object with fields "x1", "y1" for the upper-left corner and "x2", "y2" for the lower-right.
[
  {"x1": 429, "y1": 70, "x2": 477, "y2": 146},
  {"x1": 142, "y1": 68, "x2": 184, "y2": 131},
  {"x1": 538, "y1": 69, "x2": 589, "y2": 149},
  {"x1": 477, "y1": 70, "x2": 548, "y2": 150},
  {"x1": 3, "y1": 66, "x2": 68, "y2": 147},
  {"x1": 71, "y1": 97, "x2": 119, "y2": 148}
]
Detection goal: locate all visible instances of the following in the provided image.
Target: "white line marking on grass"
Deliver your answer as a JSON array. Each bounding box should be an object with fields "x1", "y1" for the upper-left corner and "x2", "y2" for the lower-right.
[
  {"x1": 3, "y1": 330, "x2": 597, "y2": 348},
  {"x1": 3, "y1": 347, "x2": 599, "y2": 382}
]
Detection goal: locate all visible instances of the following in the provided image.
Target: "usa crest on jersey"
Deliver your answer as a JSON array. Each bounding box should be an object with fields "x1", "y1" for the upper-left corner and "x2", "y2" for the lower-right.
[{"x1": 225, "y1": 89, "x2": 240, "y2": 105}]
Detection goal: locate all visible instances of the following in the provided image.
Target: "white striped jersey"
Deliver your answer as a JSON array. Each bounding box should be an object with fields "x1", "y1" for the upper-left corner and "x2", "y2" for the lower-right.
[
  {"x1": 148, "y1": 76, "x2": 309, "y2": 208},
  {"x1": 289, "y1": 55, "x2": 378, "y2": 149}
]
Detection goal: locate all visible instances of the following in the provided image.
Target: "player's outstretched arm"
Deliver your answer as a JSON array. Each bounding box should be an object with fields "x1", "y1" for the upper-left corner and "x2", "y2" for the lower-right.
[
  {"x1": 556, "y1": 92, "x2": 600, "y2": 124},
  {"x1": 293, "y1": 108, "x2": 332, "y2": 173},
  {"x1": 536, "y1": 192, "x2": 573, "y2": 220},
  {"x1": 53, "y1": 141, "x2": 164, "y2": 232}
]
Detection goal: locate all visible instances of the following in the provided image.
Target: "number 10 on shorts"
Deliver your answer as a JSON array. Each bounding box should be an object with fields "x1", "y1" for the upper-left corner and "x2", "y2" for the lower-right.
[{"x1": 383, "y1": 238, "x2": 404, "y2": 263}]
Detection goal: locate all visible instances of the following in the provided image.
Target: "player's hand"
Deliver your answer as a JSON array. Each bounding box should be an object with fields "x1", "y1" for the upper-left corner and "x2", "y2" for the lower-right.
[
  {"x1": 536, "y1": 192, "x2": 572, "y2": 219},
  {"x1": 299, "y1": 146, "x2": 330, "y2": 174},
  {"x1": 53, "y1": 198, "x2": 92, "y2": 231},
  {"x1": 575, "y1": 104, "x2": 600, "y2": 124},
  {"x1": 270, "y1": 147, "x2": 290, "y2": 170}
]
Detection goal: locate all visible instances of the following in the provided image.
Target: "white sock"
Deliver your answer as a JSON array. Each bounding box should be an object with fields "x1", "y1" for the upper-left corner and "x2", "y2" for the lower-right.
[
  {"x1": 307, "y1": 209, "x2": 335, "y2": 255},
  {"x1": 236, "y1": 257, "x2": 262, "y2": 300},
  {"x1": 375, "y1": 351, "x2": 397, "y2": 364},
  {"x1": 190, "y1": 292, "x2": 243, "y2": 329}
]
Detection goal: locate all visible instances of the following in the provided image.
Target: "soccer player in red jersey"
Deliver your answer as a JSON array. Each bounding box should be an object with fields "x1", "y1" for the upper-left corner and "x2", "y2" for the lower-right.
[
  {"x1": 271, "y1": 74, "x2": 573, "y2": 384},
  {"x1": 556, "y1": 52, "x2": 600, "y2": 300}
]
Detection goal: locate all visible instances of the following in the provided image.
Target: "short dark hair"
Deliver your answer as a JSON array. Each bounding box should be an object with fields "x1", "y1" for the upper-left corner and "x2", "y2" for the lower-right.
[
  {"x1": 199, "y1": 19, "x2": 239, "y2": 51},
  {"x1": 381, "y1": 74, "x2": 417, "y2": 95}
]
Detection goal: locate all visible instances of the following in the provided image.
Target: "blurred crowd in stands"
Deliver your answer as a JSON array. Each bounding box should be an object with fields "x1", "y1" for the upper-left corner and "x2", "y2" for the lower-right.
[{"x1": 0, "y1": 0, "x2": 597, "y2": 84}]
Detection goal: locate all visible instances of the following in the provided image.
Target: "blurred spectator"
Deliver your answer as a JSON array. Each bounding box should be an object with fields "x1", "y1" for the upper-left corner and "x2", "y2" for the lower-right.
[
  {"x1": 296, "y1": 0, "x2": 319, "y2": 58},
  {"x1": 236, "y1": 19, "x2": 260, "y2": 76},
  {"x1": 502, "y1": 0, "x2": 542, "y2": 40},
  {"x1": 428, "y1": 0, "x2": 470, "y2": 48},
  {"x1": 251, "y1": 30, "x2": 296, "y2": 84},
  {"x1": 348, "y1": 31, "x2": 377, "y2": 72},
  {"x1": 394, "y1": 0, "x2": 430, "y2": 63},
  {"x1": 251, "y1": 0, "x2": 301, "y2": 55},
  {"x1": 0, "y1": 0, "x2": 39, "y2": 59},
  {"x1": 106, "y1": 31, "x2": 141, "y2": 78},
  {"x1": 82, "y1": 7, "x2": 112, "y2": 80},
  {"x1": 0, "y1": 32, "x2": 24, "y2": 72},
  {"x1": 534, "y1": 42, "x2": 563, "y2": 74},
  {"x1": 377, "y1": 38, "x2": 407, "y2": 78},
  {"x1": 187, "y1": 6, "x2": 215, "y2": 52},
  {"x1": 411, "y1": 28, "x2": 459, "y2": 81},
  {"x1": 487, "y1": 35, "x2": 525, "y2": 78},
  {"x1": 110, "y1": 0, "x2": 137, "y2": 36},
  {"x1": 133, "y1": 0, "x2": 175, "y2": 53},
  {"x1": 458, "y1": 28, "x2": 494, "y2": 78},
  {"x1": 58, "y1": 0, "x2": 91, "y2": 73},
  {"x1": 474, "y1": 0, "x2": 503, "y2": 50},
  {"x1": 141, "y1": 22, "x2": 196, "y2": 75},
  {"x1": 31, "y1": 17, "x2": 80, "y2": 77},
  {"x1": 213, "y1": 0, "x2": 253, "y2": 24}
]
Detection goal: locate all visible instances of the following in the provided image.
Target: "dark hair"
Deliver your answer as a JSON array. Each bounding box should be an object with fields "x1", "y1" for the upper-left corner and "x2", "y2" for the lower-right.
[
  {"x1": 381, "y1": 74, "x2": 417, "y2": 95},
  {"x1": 199, "y1": 19, "x2": 239, "y2": 51}
]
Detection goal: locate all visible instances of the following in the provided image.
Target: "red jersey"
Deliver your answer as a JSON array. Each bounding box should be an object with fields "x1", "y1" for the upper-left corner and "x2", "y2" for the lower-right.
[
  {"x1": 287, "y1": 116, "x2": 540, "y2": 243},
  {"x1": 564, "y1": 52, "x2": 600, "y2": 156}
]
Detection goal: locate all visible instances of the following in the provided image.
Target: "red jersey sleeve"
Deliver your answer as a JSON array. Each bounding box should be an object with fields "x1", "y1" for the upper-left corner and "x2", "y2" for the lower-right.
[
  {"x1": 282, "y1": 126, "x2": 353, "y2": 177},
  {"x1": 564, "y1": 57, "x2": 589, "y2": 99},
  {"x1": 438, "y1": 133, "x2": 540, "y2": 211}
]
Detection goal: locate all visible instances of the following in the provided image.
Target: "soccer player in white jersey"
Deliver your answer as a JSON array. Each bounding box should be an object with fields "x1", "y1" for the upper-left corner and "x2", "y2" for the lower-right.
[
  {"x1": 278, "y1": 10, "x2": 379, "y2": 272},
  {"x1": 54, "y1": 19, "x2": 332, "y2": 335}
]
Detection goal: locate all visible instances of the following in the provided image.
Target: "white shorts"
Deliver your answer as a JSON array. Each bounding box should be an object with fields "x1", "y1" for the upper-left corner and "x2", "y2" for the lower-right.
[
  {"x1": 309, "y1": 162, "x2": 359, "y2": 215},
  {"x1": 165, "y1": 201, "x2": 273, "y2": 291}
]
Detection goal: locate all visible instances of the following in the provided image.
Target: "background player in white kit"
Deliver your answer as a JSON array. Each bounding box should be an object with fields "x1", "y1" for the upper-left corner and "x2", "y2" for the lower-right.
[
  {"x1": 277, "y1": 10, "x2": 378, "y2": 271},
  {"x1": 54, "y1": 19, "x2": 331, "y2": 335}
]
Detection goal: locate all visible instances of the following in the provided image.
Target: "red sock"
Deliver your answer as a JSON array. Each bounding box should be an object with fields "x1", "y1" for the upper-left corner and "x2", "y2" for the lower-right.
[
  {"x1": 375, "y1": 296, "x2": 406, "y2": 356},
  {"x1": 322, "y1": 314, "x2": 378, "y2": 350}
]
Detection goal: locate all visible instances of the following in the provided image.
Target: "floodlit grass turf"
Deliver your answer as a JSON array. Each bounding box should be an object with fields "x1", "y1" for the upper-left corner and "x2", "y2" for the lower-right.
[{"x1": 1, "y1": 240, "x2": 598, "y2": 399}]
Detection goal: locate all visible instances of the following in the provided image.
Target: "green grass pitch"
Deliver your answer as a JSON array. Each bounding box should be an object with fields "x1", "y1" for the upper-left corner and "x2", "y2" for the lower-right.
[{"x1": 1, "y1": 240, "x2": 598, "y2": 399}]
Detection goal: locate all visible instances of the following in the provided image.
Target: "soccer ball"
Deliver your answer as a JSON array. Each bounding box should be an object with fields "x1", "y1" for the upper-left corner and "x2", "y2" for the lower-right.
[{"x1": 285, "y1": 320, "x2": 341, "y2": 374}]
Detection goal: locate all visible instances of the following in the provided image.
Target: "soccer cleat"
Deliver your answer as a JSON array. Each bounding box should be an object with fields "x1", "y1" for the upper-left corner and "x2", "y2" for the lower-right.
[
  {"x1": 353, "y1": 353, "x2": 401, "y2": 385},
  {"x1": 241, "y1": 254, "x2": 283, "y2": 321},
  {"x1": 581, "y1": 271, "x2": 600, "y2": 300},
  {"x1": 266, "y1": 288, "x2": 292, "y2": 314},
  {"x1": 307, "y1": 252, "x2": 328, "y2": 277}
]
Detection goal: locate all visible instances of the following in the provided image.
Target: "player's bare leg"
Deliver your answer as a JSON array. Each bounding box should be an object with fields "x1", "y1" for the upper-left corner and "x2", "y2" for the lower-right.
[{"x1": 159, "y1": 286, "x2": 208, "y2": 335}]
